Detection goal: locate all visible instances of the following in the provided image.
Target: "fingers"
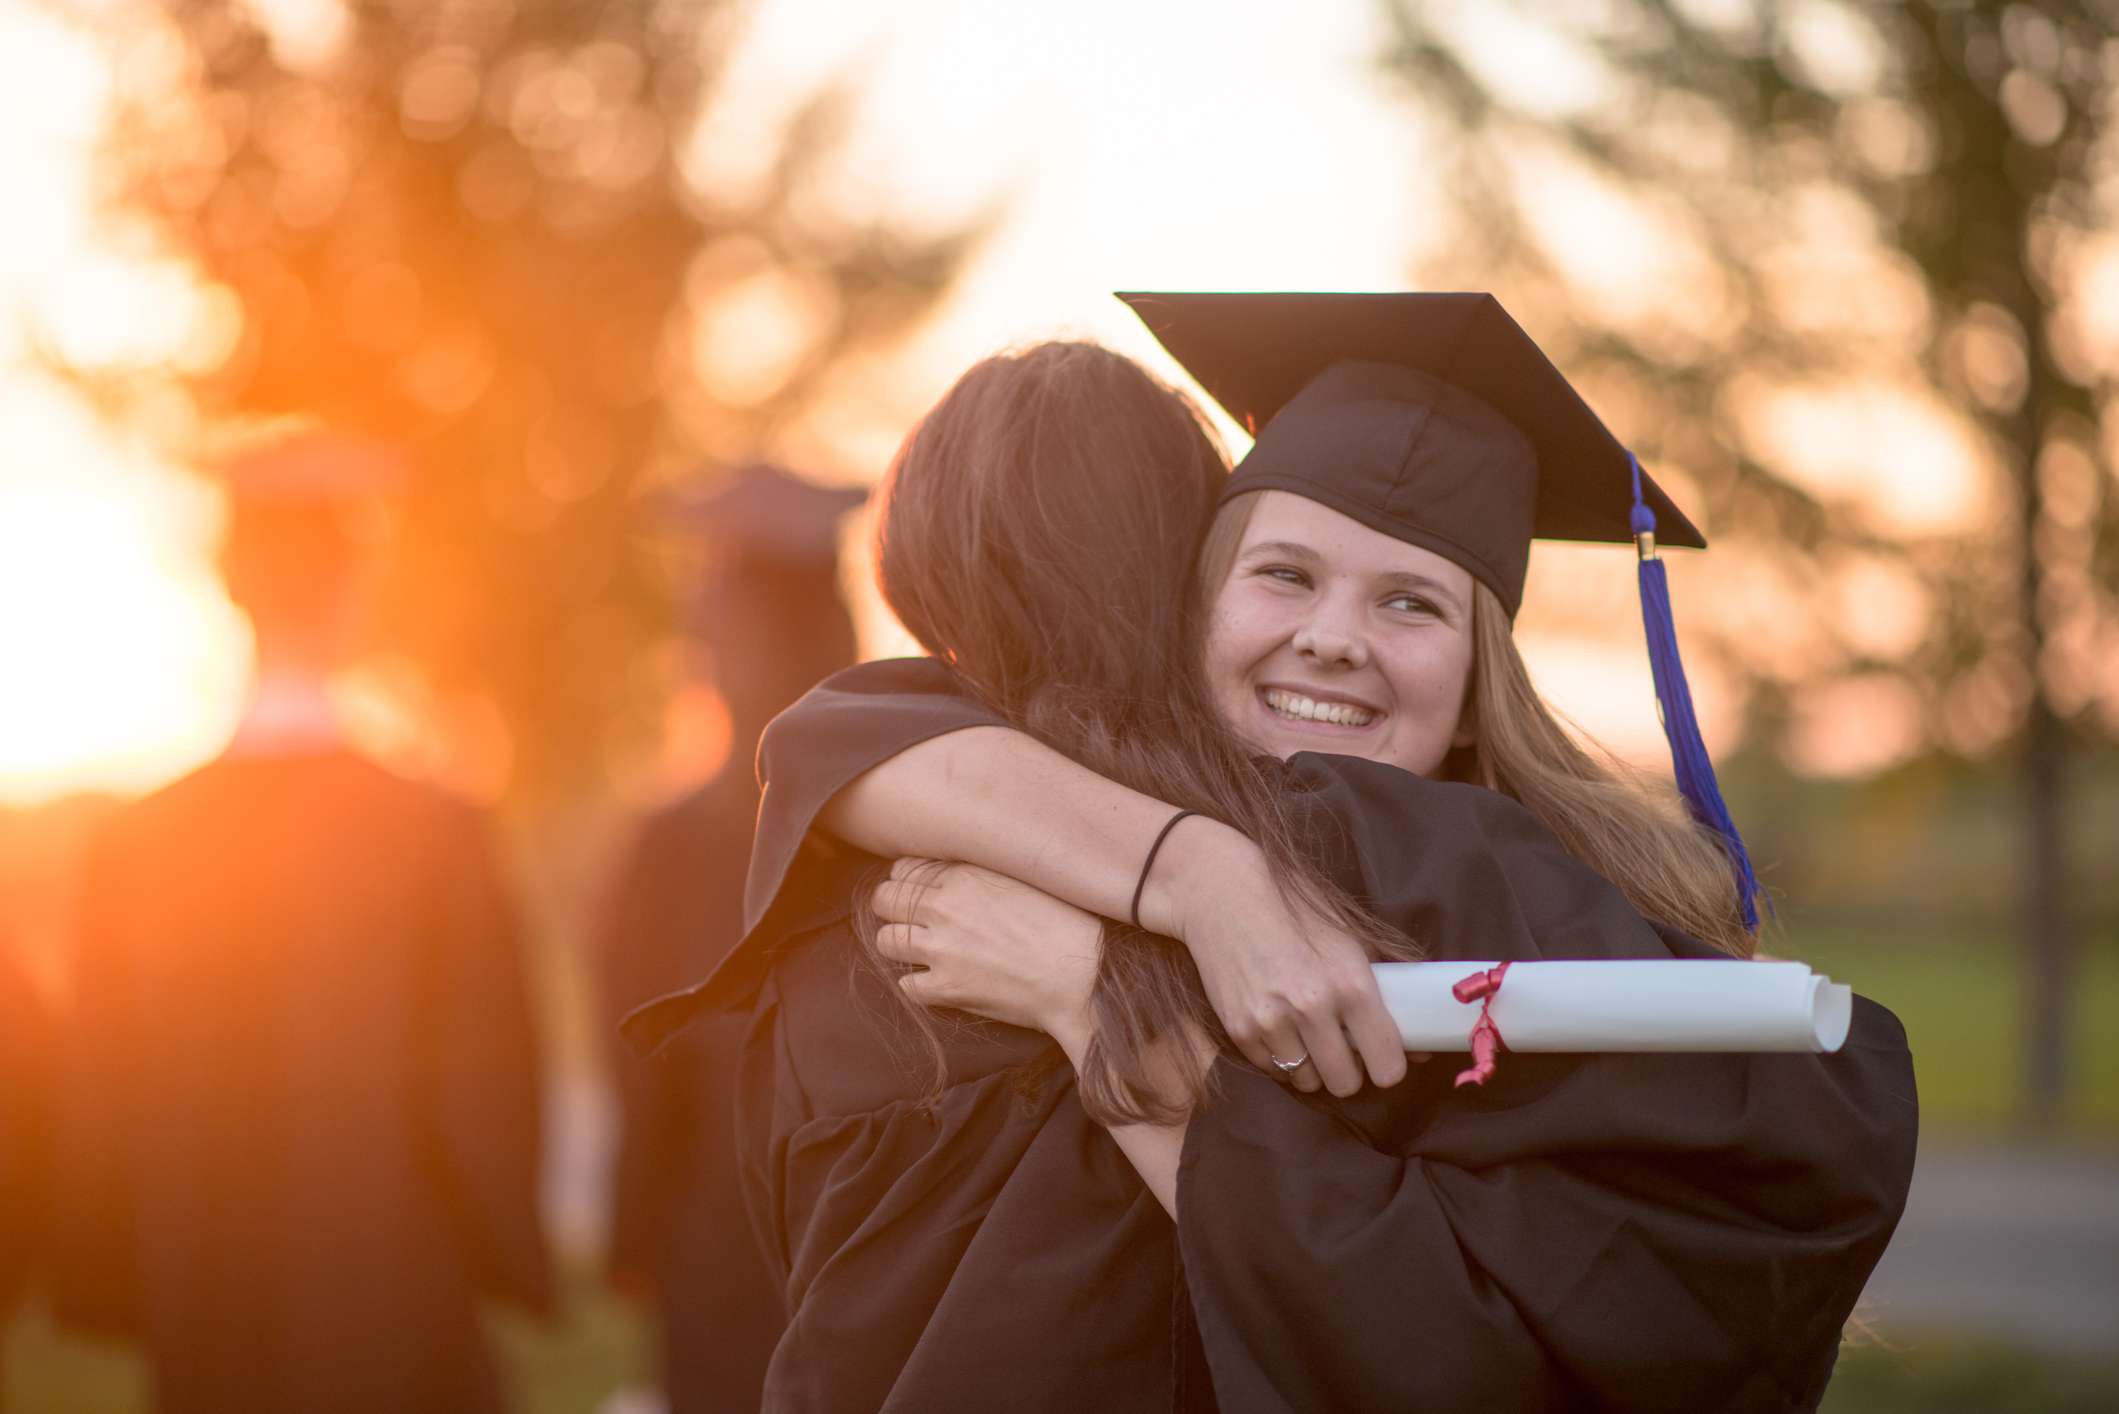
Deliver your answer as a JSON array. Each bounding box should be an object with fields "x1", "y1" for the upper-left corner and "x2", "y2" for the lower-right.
[
  {"x1": 1292, "y1": 1011, "x2": 1364, "y2": 1098},
  {"x1": 897, "y1": 969, "x2": 942, "y2": 1006},
  {"x1": 898, "y1": 964, "x2": 980, "y2": 1017},
  {"x1": 871, "y1": 878, "x2": 917, "y2": 925},
  {"x1": 878, "y1": 857, "x2": 976, "y2": 926},
  {"x1": 1296, "y1": 963, "x2": 1404, "y2": 1095},
  {"x1": 872, "y1": 873, "x2": 947, "y2": 926},
  {"x1": 872, "y1": 921, "x2": 926, "y2": 965},
  {"x1": 1342, "y1": 980, "x2": 1411, "y2": 1089},
  {"x1": 1245, "y1": 1016, "x2": 1322, "y2": 1095},
  {"x1": 1230, "y1": 968, "x2": 1404, "y2": 1098}
]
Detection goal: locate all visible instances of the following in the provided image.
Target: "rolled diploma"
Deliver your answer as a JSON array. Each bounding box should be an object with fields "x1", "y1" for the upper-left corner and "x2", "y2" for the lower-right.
[{"x1": 1371, "y1": 960, "x2": 1853, "y2": 1054}]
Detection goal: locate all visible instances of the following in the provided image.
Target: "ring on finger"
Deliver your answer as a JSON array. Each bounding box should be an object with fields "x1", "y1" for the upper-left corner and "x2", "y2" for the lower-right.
[{"x1": 1268, "y1": 1051, "x2": 1310, "y2": 1074}]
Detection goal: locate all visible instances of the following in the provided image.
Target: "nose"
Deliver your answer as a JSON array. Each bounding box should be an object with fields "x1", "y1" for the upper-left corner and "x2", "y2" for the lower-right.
[{"x1": 1292, "y1": 603, "x2": 1370, "y2": 670}]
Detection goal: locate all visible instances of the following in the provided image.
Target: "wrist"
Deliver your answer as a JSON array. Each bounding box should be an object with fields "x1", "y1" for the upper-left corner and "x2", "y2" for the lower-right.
[
  {"x1": 1135, "y1": 817, "x2": 1255, "y2": 941},
  {"x1": 1049, "y1": 1006, "x2": 1096, "y2": 1069}
]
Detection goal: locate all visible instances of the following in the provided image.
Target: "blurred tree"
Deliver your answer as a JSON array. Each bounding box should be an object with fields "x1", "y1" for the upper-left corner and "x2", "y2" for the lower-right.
[
  {"x1": 56, "y1": 0, "x2": 981, "y2": 804},
  {"x1": 1375, "y1": 0, "x2": 2115, "y2": 1123}
]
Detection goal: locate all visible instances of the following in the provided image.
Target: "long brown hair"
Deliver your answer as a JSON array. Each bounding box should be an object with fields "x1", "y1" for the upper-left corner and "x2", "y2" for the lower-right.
[
  {"x1": 869, "y1": 343, "x2": 1411, "y2": 1124},
  {"x1": 1194, "y1": 489, "x2": 1756, "y2": 957}
]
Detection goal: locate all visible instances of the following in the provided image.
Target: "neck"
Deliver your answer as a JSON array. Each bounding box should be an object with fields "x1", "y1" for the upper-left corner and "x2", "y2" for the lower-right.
[{"x1": 227, "y1": 670, "x2": 344, "y2": 758}]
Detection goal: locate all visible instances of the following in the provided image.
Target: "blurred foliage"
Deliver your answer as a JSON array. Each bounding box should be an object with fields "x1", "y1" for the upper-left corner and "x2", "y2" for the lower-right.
[
  {"x1": 1784, "y1": 932, "x2": 2118, "y2": 1133},
  {"x1": 51, "y1": 0, "x2": 982, "y2": 802},
  {"x1": 1728, "y1": 748, "x2": 2119, "y2": 930},
  {"x1": 1375, "y1": 0, "x2": 2118, "y2": 763}
]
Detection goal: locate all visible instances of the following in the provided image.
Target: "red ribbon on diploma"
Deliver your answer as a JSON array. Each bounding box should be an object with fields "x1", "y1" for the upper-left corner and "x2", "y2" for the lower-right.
[{"x1": 1451, "y1": 962, "x2": 1512, "y2": 1088}]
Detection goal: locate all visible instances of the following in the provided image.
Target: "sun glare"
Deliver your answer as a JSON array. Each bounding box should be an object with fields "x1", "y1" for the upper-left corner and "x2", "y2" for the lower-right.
[
  {"x1": 0, "y1": 4, "x2": 249, "y2": 806},
  {"x1": 0, "y1": 449, "x2": 248, "y2": 804}
]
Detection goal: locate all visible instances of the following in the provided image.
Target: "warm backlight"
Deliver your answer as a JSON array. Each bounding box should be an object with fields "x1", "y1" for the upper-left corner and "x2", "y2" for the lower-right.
[{"x1": 0, "y1": 470, "x2": 247, "y2": 805}]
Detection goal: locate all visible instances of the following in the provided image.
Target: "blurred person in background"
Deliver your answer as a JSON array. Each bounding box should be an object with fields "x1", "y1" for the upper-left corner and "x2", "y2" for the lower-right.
[
  {"x1": 598, "y1": 464, "x2": 863, "y2": 1413},
  {"x1": 0, "y1": 944, "x2": 55, "y2": 1409},
  {"x1": 49, "y1": 433, "x2": 551, "y2": 1414}
]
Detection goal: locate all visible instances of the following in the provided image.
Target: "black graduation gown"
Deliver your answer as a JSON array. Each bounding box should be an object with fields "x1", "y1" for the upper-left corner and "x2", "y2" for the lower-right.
[
  {"x1": 628, "y1": 658, "x2": 1917, "y2": 1414},
  {"x1": 1172, "y1": 756, "x2": 1917, "y2": 1412},
  {"x1": 598, "y1": 769, "x2": 785, "y2": 1410},
  {"x1": 52, "y1": 750, "x2": 551, "y2": 1414}
]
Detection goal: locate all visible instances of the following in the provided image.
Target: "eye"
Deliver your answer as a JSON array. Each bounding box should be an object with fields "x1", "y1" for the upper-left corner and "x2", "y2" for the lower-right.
[
  {"x1": 1383, "y1": 592, "x2": 1441, "y2": 617},
  {"x1": 1257, "y1": 564, "x2": 1311, "y2": 589}
]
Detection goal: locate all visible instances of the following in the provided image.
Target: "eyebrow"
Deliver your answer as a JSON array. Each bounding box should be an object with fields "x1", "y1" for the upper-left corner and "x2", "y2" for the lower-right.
[
  {"x1": 1243, "y1": 539, "x2": 1464, "y2": 607},
  {"x1": 1241, "y1": 540, "x2": 1321, "y2": 563}
]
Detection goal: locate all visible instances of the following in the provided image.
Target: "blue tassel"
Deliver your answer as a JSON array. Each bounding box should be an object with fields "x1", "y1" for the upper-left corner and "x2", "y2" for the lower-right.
[{"x1": 1629, "y1": 456, "x2": 1762, "y2": 932}]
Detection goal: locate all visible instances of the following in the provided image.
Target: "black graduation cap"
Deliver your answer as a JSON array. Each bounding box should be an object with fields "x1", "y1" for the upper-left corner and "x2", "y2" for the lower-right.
[
  {"x1": 1119, "y1": 290, "x2": 1760, "y2": 930},
  {"x1": 650, "y1": 462, "x2": 869, "y2": 568},
  {"x1": 210, "y1": 431, "x2": 407, "y2": 576},
  {"x1": 1116, "y1": 290, "x2": 1701, "y2": 618}
]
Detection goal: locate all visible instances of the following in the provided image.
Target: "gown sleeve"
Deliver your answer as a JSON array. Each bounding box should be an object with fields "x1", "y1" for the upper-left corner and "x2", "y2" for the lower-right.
[
  {"x1": 1177, "y1": 754, "x2": 1919, "y2": 1413},
  {"x1": 743, "y1": 658, "x2": 1005, "y2": 940},
  {"x1": 623, "y1": 658, "x2": 1004, "y2": 1051},
  {"x1": 732, "y1": 927, "x2": 1188, "y2": 1414}
]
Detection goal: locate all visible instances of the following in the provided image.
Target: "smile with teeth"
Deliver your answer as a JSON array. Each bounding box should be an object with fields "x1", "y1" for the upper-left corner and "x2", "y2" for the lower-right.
[{"x1": 1263, "y1": 688, "x2": 1378, "y2": 728}]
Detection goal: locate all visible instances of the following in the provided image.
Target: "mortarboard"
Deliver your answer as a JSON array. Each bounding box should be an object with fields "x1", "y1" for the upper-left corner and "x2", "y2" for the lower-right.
[
  {"x1": 650, "y1": 462, "x2": 869, "y2": 568},
  {"x1": 209, "y1": 430, "x2": 407, "y2": 580},
  {"x1": 207, "y1": 432, "x2": 405, "y2": 632},
  {"x1": 1119, "y1": 290, "x2": 1760, "y2": 930},
  {"x1": 1116, "y1": 290, "x2": 1701, "y2": 617}
]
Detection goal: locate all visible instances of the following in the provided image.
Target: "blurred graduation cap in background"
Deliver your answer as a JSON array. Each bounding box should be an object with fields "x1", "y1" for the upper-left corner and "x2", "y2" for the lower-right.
[
  {"x1": 647, "y1": 463, "x2": 868, "y2": 697},
  {"x1": 206, "y1": 429, "x2": 410, "y2": 639},
  {"x1": 1119, "y1": 289, "x2": 1760, "y2": 929},
  {"x1": 650, "y1": 461, "x2": 869, "y2": 570}
]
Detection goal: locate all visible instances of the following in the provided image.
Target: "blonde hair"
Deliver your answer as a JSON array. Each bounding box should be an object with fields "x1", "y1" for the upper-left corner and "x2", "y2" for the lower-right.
[{"x1": 1195, "y1": 491, "x2": 1755, "y2": 958}]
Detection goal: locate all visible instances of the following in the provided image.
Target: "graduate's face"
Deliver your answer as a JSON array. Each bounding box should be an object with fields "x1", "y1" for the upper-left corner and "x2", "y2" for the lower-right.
[{"x1": 1202, "y1": 491, "x2": 1476, "y2": 777}]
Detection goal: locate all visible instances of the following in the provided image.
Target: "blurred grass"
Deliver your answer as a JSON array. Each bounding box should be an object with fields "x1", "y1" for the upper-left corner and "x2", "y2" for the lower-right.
[
  {"x1": 2, "y1": 1303, "x2": 145, "y2": 1414},
  {"x1": 14, "y1": 1293, "x2": 2119, "y2": 1413},
  {"x1": 1777, "y1": 926, "x2": 2119, "y2": 1135},
  {"x1": 490, "y1": 1276, "x2": 652, "y2": 1414},
  {"x1": 1823, "y1": 1338, "x2": 2119, "y2": 1413},
  {"x1": 5, "y1": 1271, "x2": 652, "y2": 1414}
]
